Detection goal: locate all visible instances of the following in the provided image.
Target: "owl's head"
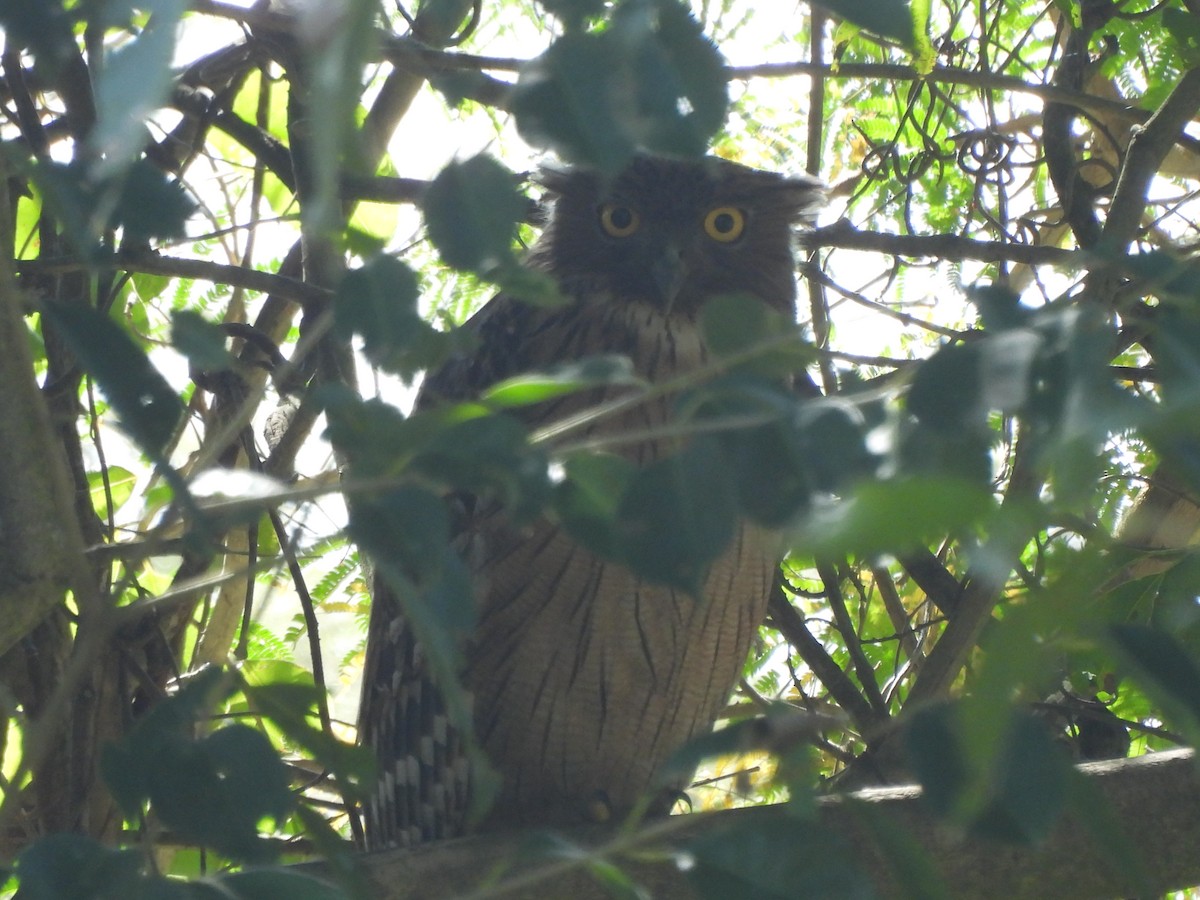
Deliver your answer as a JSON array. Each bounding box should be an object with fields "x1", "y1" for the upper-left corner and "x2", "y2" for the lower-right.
[{"x1": 531, "y1": 155, "x2": 824, "y2": 316}]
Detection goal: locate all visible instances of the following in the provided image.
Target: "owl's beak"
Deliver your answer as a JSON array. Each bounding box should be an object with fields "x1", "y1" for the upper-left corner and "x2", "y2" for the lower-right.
[{"x1": 651, "y1": 244, "x2": 688, "y2": 310}]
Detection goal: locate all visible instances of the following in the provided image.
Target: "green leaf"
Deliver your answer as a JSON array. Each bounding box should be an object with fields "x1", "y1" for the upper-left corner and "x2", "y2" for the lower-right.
[
  {"x1": 611, "y1": 0, "x2": 729, "y2": 158},
  {"x1": 320, "y1": 390, "x2": 416, "y2": 477},
  {"x1": 724, "y1": 419, "x2": 812, "y2": 526},
  {"x1": 816, "y1": 0, "x2": 915, "y2": 46},
  {"x1": 87, "y1": 465, "x2": 137, "y2": 517},
  {"x1": 481, "y1": 356, "x2": 642, "y2": 408},
  {"x1": 42, "y1": 300, "x2": 184, "y2": 457},
  {"x1": 522, "y1": 833, "x2": 649, "y2": 899},
  {"x1": 146, "y1": 725, "x2": 293, "y2": 863},
  {"x1": 512, "y1": 32, "x2": 634, "y2": 172},
  {"x1": 512, "y1": 0, "x2": 728, "y2": 170},
  {"x1": 0, "y1": 0, "x2": 76, "y2": 76},
  {"x1": 848, "y1": 797, "x2": 952, "y2": 900},
  {"x1": 968, "y1": 284, "x2": 1027, "y2": 331},
  {"x1": 798, "y1": 401, "x2": 877, "y2": 492},
  {"x1": 971, "y1": 712, "x2": 1069, "y2": 844},
  {"x1": 110, "y1": 160, "x2": 196, "y2": 243},
  {"x1": 423, "y1": 154, "x2": 527, "y2": 273},
  {"x1": 412, "y1": 414, "x2": 551, "y2": 522},
  {"x1": 28, "y1": 158, "x2": 195, "y2": 256},
  {"x1": 171, "y1": 310, "x2": 235, "y2": 372},
  {"x1": 100, "y1": 667, "x2": 294, "y2": 864},
  {"x1": 683, "y1": 376, "x2": 860, "y2": 525},
  {"x1": 240, "y1": 679, "x2": 375, "y2": 801},
  {"x1": 334, "y1": 254, "x2": 455, "y2": 378},
  {"x1": 686, "y1": 814, "x2": 873, "y2": 899},
  {"x1": 793, "y1": 475, "x2": 995, "y2": 557},
  {"x1": 490, "y1": 262, "x2": 564, "y2": 307},
  {"x1": 699, "y1": 293, "x2": 812, "y2": 376},
  {"x1": 908, "y1": 704, "x2": 1072, "y2": 843},
  {"x1": 552, "y1": 450, "x2": 638, "y2": 558},
  {"x1": 615, "y1": 436, "x2": 736, "y2": 593},
  {"x1": 132, "y1": 271, "x2": 172, "y2": 303},
  {"x1": 905, "y1": 703, "x2": 968, "y2": 819},
  {"x1": 348, "y1": 486, "x2": 456, "y2": 594},
  {"x1": 657, "y1": 709, "x2": 819, "y2": 787},
  {"x1": 15, "y1": 835, "x2": 145, "y2": 900},
  {"x1": 1164, "y1": 7, "x2": 1200, "y2": 65},
  {"x1": 292, "y1": 0, "x2": 379, "y2": 234},
  {"x1": 292, "y1": 805, "x2": 371, "y2": 899},
  {"x1": 90, "y1": 0, "x2": 187, "y2": 170},
  {"x1": 1108, "y1": 623, "x2": 1200, "y2": 734},
  {"x1": 907, "y1": 340, "x2": 985, "y2": 431}
]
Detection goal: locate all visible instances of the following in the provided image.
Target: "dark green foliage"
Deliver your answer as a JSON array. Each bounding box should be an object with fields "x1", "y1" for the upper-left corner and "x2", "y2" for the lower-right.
[
  {"x1": 239, "y1": 679, "x2": 375, "y2": 801},
  {"x1": 14, "y1": 836, "x2": 146, "y2": 900},
  {"x1": 13, "y1": 833, "x2": 347, "y2": 899},
  {"x1": 1142, "y1": 297, "x2": 1200, "y2": 492},
  {"x1": 412, "y1": 413, "x2": 552, "y2": 521},
  {"x1": 511, "y1": 0, "x2": 728, "y2": 171},
  {"x1": 656, "y1": 707, "x2": 815, "y2": 787},
  {"x1": 817, "y1": 0, "x2": 915, "y2": 45},
  {"x1": 1109, "y1": 624, "x2": 1200, "y2": 744},
  {"x1": 615, "y1": 435, "x2": 737, "y2": 593},
  {"x1": 796, "y1": 476, "x2": 996, "y2": 557},
  {"x1": 698, "y1": 292, "x2": 814, "y2": 377},
  {"x1": 348, "y1": 485, "x2": 473, "y2": 637},
  {"x1": 906, "y1": 294, "x2": 1121, "y2": 504},
  {"x1": 423, "y1": 154, "x2": 528, "y2": 274},
  {"x1": 30, "y1": 159, "x2": 196, "y2": 256},
  {"x1": 686, "y1": 814, "x2": 874, "y2": 900},
  {"x1": 906, "y1": 704, "x2": 1072, "y2": 844},
  {"x1": 552, "y1": 450, "x2": 638, "y2": 559},
  {"x1": 171, "y1": 311, "x2": 236, "y2": 373},
  {"x1": 0, "y1": 0, "x2": 75, "y2": 75},
  {"x1": 91, "y1": 0, "x2": 187, "y2": 167},
  {"x1": 481, "y1": 356, "x2": 643, "y2": 408},
  {"x1": 1162, "y1": 6, "x2": 1200, "y2": 65},
  {"x1": 42, "y1": 299, "x2": 184, "y2": 457},
  {"x1": 334, "y1": 254, "x2": 457, "y2": 378},
  {"x1": 907, "y1": 339, "x2": 983, "y2": 432},
  {"x1": 101, "y1": 668, "x2": 293, "y2": 864}
]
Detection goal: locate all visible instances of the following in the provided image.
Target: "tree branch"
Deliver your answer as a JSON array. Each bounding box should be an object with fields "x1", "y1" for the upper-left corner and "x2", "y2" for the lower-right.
[
  {"x1": 768, "y1": 584, "x2": 886, "y2": 735},
  {"x1": 16, "y1": 252, "x2": 331, "y2": 308},
  {"x1": 1103, "y1": 66, "x2": 1200, "y2": 252},
  {"x1": 328, "y1": 749, "x2": 1200, "y2": 900},
  {"x1": 808, "y1": 219, "x2": 1081, "y2": 267},
  {"x1": 0, "y1": 167, "x2": 95, "y2": 655}
]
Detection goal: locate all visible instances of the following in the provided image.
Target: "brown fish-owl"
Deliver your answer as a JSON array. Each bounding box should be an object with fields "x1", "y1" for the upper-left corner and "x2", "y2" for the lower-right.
[{"x1": 359, "y1": 155, "x2": 823, "y2": 848}]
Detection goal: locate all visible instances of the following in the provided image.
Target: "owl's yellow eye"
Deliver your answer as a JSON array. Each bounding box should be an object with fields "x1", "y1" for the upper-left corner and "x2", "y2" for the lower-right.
[
  {"x1": 703, "y1": 206, "x2": 745, "y2": 242},
  {"x1": 599, "y1": 204, "x2": 640, "y2": 238}
]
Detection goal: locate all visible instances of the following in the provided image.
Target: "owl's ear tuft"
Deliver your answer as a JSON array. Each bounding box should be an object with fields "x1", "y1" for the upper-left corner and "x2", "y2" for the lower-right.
[
  {"x1": 780, "y1": 175, "x2": 826, "y2": 226},
  {"x1": 533, "y1": 163, "x2": 594, "y2": 198}
]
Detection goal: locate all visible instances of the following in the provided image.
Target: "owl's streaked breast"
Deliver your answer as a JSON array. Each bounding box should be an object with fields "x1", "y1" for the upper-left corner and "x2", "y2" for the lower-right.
[{"x1": 463, "y1": 293, "x2": 775, "y2": 829}]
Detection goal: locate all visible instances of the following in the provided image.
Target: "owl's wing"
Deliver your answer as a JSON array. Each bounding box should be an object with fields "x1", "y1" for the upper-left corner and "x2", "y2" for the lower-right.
[
  {"x1": 420, "y1": 291, "x2": 560, "y2": 405},
  {"x1": 358, "y1": 585, "x2": 469, "y2": 847},
  {"x1": 359, "y1": 291, "x2": 565, "y2": 848}
]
